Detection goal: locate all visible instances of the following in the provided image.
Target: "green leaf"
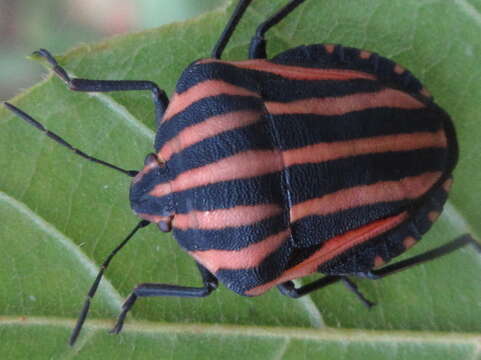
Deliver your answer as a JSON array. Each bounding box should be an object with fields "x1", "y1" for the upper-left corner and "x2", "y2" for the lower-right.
[{"x1": 1, "y1": 0, "x2": 480, "y2": 358}]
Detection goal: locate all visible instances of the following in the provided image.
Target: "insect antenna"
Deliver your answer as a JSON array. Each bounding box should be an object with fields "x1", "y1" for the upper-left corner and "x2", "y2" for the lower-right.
[
  {"x1": 4, "y1": 102, "x2": 138, "y2": 177},
  {"x1": 69, "y1": 219, "x2": 150, "y2": 346}
]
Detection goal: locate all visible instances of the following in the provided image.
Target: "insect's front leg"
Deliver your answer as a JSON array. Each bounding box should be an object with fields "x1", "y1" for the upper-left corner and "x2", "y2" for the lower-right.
[
  {"x1": 111, "y1": 263, "x2": 218, "y2": 334},
  {"x1": 34, "y1": 49, "x2": 169, "y2": 128}
]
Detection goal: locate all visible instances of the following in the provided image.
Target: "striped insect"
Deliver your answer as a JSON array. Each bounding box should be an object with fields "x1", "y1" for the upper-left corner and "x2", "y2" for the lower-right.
[{"x1": 5, "y1": 0, "x2": 480, "y2": 347}]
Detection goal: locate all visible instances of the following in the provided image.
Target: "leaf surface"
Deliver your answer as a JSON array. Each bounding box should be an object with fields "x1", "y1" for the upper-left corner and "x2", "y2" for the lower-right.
[{"x1": 1, "y1": 0, "x2": 480, "y2": 358}]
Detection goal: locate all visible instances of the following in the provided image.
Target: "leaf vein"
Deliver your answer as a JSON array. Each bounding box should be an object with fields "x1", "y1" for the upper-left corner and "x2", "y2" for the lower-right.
[
  {"x1": 0, "y1": 191, "x2": 124, "y2": 310},
  {"x1": 454, "y1": 0, "x2": 481, "y2": 27},
  {"x1": 1, "y1": 316, "x2": 480, "y2": 346}
]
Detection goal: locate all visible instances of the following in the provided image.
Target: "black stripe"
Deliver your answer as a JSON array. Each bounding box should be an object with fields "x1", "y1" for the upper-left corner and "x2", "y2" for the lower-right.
[
  {"x1": 191, "y1": 187, "x2": 446, "y2": 294},
  {"x1": 287, "y1": 148, "x2": 447, "y2": 204},
  {"x1": 318, "y1": 175, "x2": 450, "y2": 276},
  {"x1": 131, "y1": 193, "x2": 174, "y2": 217},
  {"x1": 129, "y1": 166, "x2": 175, "y2": 216},
  {"x1": 177, "y1": 61, "x2": 385, "y2": 101},
  {"x1": 413, "y1": 182, "x2": 449, "y2": 235},
  {"x1": 262, "y1": 78, "x2": 382, "y2": 102},
  {"x1": 155, "y1": 95, "x2": 264, "y2": 151},
  {"x1": 215, "y1": 202, "x2": 408, "y2": 295},
  {"x1": 170, "y1": 148, "x2": 445, "y2": 213},
  {"x1": 291, "y1": 201, "x2": 408, "y2": 248},
  {"x1": 130, "y1": 168, "x2": 163, "y2": 198},
  {"x1": 174, "y1": 173, "x2": 284, "y2": 213},
  {"x1": 272, "y1": 107, "x2": 444, "y2": 150},
  {"x1": 173, "y1": 214, "x2": 287, "y2": 251},
  {"x1": 214, "y1": 187, "x2": 444, "y2": 295},
  {"x1": 177, "y1": 61, "x2": 380, "y2": 94},
  {"x1": 215, "y1": 241, "x2": 293, "y2": 295},
  {"x1": 318, "y1": 223, "x2": 407, "y2": 276},
  {"x1": 271, "y1": 44, "x2": 424, "y2": 98},
  {"x1": 167, "y1": 121, "x2": 272, "y2": 173},
  {"x1": 176, "y1": 62, "x2": 259, "y2": 94}
]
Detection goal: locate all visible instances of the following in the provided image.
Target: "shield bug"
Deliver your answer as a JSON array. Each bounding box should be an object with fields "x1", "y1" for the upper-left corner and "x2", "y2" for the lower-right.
[{"x1": 4, "y1": 0, "x2": 480, "y2": 346}]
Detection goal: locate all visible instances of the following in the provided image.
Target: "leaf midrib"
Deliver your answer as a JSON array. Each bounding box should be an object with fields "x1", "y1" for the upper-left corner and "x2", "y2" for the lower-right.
[{"x1": 1, "y1": 316, "x2": 480, "y2": 347}]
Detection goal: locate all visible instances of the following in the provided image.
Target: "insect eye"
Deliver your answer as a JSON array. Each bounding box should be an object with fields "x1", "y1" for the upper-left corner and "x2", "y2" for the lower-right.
[{"x1": 144, "y1": 153, "x2": 160, "y2": 166}]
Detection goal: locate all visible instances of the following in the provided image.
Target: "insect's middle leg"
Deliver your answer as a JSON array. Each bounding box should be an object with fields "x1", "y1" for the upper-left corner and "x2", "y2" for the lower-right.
[
  {"x1": 111, "y1": 263, "x2": 218, "y2": 334},
  {"x1": 278, "y1": 276, "x2": 374, "y2": 308},
  {"x1": 34, "y1": 49, "x2": 169, "y2": 128}
]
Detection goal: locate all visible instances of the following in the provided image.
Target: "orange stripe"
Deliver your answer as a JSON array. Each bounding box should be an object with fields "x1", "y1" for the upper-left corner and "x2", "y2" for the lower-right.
[
  {"x1": 245, "y1": 212, "x2": 408, "y2": 296},
  {"x1": 359, "y1": 50, "x2": 373, "y2": 59},
  {"x1": 148, "y1": 181, "x2": 172, "y2": 198},
  {"x1": 265, "y1": 88, "x2": 425, "y2": 116},
  {"x1": 190, "y1": 229, "x2": 290, "y2": 272},
  {"x1": 394, "y1": 64, "x2": 406, "y2": 75},
  {"x1": 163, "y1": 80, "x2": 260, "y2": 122},
  {"x1": 158, "y1": 110, "x2": 261, "y2": 161},
  {"x1": 324, "y1": 44, "x2": 336, "y2": 54},
  {"x1": 443, "y1": 178, "x2": 453, "y2": 192},
  {"x1": 420, "y1": 87, "x2": 432, "y2": 99},
  {"x1": 136, "y1": 213, "x2": 172, "y2": 224},
  {"x1": 283, "y1": 130, "x2": 447, "y2": 167},
  {"x1": 151, "y1": 135, "x2": 444, "y2": 198},
  {"x1": 198, "y1": 58, "x2": 377, "y2": 81},
  {"x1": 132, "y1": 159, "x2": 160, "y2": 184},
  {"x1": 149, "y1": 150, "x2": 284, "y2": 197},
  {"x1": 173, "y1": 204, "x2": 283, "y2": 230},
  {"x1": 291, "y1": 171, "x2": 442, "y2": 222}
]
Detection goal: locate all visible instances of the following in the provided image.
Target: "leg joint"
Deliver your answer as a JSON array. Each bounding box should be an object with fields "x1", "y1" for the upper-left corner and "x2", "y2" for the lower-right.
[{"x1": 277, "y1": 281, "x2": 301, "y2": 298}]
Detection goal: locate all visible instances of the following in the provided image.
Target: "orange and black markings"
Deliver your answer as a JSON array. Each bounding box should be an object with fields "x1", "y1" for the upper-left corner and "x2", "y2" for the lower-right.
[
  {"x1": 8, "y1": 0, "x2": 476, "y2": 346},
  {"x1": 131, "y1": 43, "x2": 457, "y2": 295}
]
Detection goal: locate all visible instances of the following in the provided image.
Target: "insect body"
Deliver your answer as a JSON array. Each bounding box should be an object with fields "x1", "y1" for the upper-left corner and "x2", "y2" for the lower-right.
[
  {"x1": 132, "y1": 51, "x2": 455, "y2": 298},
  {"x1": 5, "y1": 0, "x2": 480, "y2": 346}
]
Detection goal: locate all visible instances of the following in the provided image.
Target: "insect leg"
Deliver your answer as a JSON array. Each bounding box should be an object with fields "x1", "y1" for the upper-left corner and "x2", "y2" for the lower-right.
[
  {"x1": 369, "y1": 233, "x2": 481, "y2": 278},
  {"x1": 277, "y1": 276, "x2": 340, "y2": 298},
  {"x1": 249, "y1": 0, "x2": 306, "y2": 59},
  {"x1": 110, "y1": 263, "x2": 218, "y2": 334},
  {"x1": 212, "y1": 0, "x2": 253, "y2": 59},
  {"x1": 277, "y1": 276, "x2": 374, "y2": 308},
  {"x1": 278, "y1": 234, "x2": 480, "y2": 303},
  {"x1": 33, "y1": 49, "x2": 169, "y2": 128}
]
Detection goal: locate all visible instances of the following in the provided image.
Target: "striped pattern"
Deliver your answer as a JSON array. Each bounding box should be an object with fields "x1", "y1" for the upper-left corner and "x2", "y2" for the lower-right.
[
  {"x1": 130, "y1": 44, "x2": 456, "y2": 296},
  {"x1": 245, "y1": 212, "x2": 409, "y2": 296}
]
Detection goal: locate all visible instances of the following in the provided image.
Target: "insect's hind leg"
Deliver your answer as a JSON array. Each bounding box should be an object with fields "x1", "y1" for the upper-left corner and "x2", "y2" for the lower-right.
[
  {"x1": 34, "y1": 49, "x2": 169, "y2": 128},
  {"x1": 249, "y1": 0, "x2": 306, "y2": 59},
  {"x1": 367, "y1": 234, "x2": 481, "y2": 278},
  {"x1": 111, "y1": 263, "x2": 218, "y2": 334},
  {"x1": 278, "y1": 234, "x2": 480, "y2": 304}
]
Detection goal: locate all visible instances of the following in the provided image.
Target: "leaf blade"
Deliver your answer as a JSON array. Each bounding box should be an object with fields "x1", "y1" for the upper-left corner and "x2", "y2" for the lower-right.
[{"x1": 1, "y1": 0, "x2": 480, "y2": 357}]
